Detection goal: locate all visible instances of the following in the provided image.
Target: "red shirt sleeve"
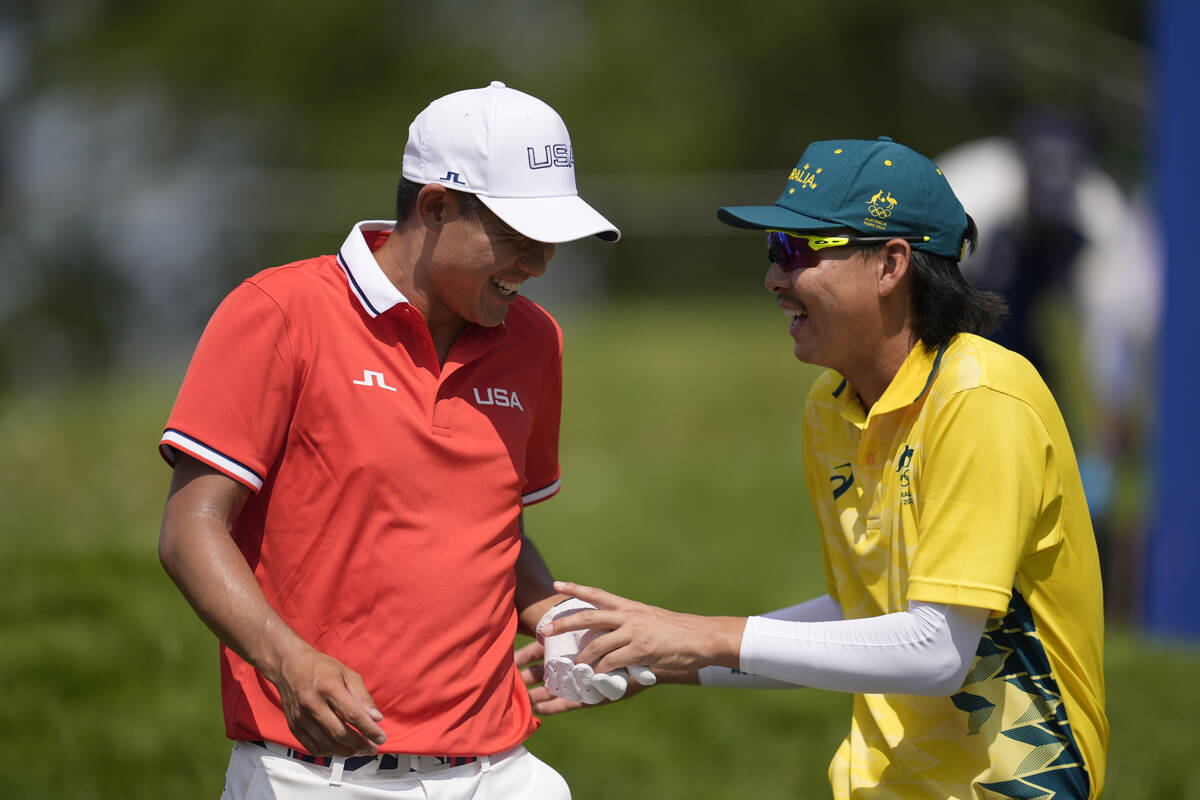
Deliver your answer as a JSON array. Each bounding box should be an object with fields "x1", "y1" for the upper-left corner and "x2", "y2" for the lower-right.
[
  {"x1": 520, "y1": 313, "x2": 563, "y2": 505},
  {"x1": 160, "y1": 280, "x2": 298, "y2": 491}
]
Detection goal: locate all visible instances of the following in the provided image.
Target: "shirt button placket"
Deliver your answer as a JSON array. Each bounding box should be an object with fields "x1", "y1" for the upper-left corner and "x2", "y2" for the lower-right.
[{"x1": 431, "y1": 376, "x2": 452, "y2": 434}]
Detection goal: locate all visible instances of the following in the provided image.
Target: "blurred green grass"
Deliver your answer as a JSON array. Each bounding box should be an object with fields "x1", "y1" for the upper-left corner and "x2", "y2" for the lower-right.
[{"x1": 1, "y1": 299, "x2": 1197, "y2": 799}]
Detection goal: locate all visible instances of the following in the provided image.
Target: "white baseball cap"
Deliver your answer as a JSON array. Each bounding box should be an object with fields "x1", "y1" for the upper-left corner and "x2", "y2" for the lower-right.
[{"x1": 402, "y1": 81, "x2": 620, "y2": 244}]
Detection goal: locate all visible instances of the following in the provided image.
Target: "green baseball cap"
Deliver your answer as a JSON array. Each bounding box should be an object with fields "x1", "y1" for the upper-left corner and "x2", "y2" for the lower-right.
[{"x1": 717, "y1": 137, "x2": 969, "y2": 260}]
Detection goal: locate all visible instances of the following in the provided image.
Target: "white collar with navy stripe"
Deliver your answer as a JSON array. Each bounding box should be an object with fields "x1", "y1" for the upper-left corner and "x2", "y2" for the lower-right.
[{"x1": 336, "y1": 220, "x2": 409, "y2": 318}]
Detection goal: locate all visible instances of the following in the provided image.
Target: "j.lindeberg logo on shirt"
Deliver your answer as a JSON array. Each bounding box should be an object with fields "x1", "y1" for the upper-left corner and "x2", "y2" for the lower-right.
[
  {"x1": 473, "y1": 387, "x2": 524, "y2": 411},
  {"x1": 352, "y1": 370, "x2": 397, "y2": 391}
]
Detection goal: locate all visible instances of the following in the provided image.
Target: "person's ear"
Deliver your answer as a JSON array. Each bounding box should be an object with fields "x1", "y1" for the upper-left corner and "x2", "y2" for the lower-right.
[
  {"x1": 415, "y1": 183, "x2": 453, "y2": 231},
  {"x1": 877, "y1": 239, "x2": 912, "y2": 298}
]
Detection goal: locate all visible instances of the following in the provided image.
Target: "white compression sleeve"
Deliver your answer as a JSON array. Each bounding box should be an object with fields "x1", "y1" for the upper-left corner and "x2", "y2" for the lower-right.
[
  {"x1": 728, "y1": 601, "x2": 988, "y2": 695},
  {"x1": 760, "y1": 593, "x2": 843, "y2": 623},
  {"x1": 699, "y1": 594, "x2": 843, "y2": 689}
]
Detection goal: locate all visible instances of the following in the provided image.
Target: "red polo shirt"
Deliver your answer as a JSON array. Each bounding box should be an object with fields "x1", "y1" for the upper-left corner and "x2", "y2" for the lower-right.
[{"x1": 160, "y1": 221, "x2": 562, "y2": 755}]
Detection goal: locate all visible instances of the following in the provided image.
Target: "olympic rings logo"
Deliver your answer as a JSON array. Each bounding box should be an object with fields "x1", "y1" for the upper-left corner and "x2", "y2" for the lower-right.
[{"x1": 865, "y1": 190, "x2": 899, "y2": 219}]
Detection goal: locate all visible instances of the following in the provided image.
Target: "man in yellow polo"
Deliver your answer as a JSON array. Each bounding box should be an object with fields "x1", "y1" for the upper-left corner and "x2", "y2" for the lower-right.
[{"x1": 536, "y1": 137, "x2": 1108, "y2": 799}]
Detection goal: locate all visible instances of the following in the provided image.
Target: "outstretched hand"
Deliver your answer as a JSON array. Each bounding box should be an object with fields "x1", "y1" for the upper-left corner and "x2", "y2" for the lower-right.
[{"x1": 539, "y1": 581, "x2": 746, "y2": 675}]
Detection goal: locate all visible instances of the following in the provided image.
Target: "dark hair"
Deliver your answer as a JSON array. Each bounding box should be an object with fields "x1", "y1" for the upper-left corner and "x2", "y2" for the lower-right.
[
  {"x1": 904, "y1": 216, "x2": 1008, "y2": 350},
  {"x1": 395, "y1": 176, "x2": 484, "y2": 222}
]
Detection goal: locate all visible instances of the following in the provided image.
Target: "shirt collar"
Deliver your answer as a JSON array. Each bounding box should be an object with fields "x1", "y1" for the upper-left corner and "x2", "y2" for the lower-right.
[
  {"x1": 871, "y1": 340, "x2": 949, "y2": 415},
  {"x1": 337, "y1": 220, "x2": 408, "y2": 318},
  {"x1": 831, "y1": 340, "x2": 950, "y2": 424}
]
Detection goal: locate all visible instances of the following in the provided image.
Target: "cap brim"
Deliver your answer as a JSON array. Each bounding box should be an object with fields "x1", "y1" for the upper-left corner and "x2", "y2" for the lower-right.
[
  {"x1": 717, "y1": 204, "x2": 844, "y2": 233},
  {"x1": 479, "y1": 195, "x2": 620, "y2": 243}
]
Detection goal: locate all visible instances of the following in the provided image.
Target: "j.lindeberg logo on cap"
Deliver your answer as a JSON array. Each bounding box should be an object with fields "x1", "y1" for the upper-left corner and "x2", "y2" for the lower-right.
[
  {"x1": 527, "y1": 144, "x2": 573, "y2": 170},
  {"x1": 438, "y1": 170, "x2": 468, "y2": 186}
]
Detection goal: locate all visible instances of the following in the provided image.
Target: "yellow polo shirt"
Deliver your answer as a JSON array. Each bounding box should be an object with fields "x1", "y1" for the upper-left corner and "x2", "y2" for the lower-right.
[{"x1": 801, "y1": 333, "x2": 1107, "y2": 799}]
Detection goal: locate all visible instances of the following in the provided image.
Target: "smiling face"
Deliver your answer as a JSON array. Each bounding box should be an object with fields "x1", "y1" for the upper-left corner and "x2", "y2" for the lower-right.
[
  {"x1": 763, "y1": 234, "x2": 887, "y2": 373},
  {"x1": 425, "y1": 194, "x2": 556, "y2": 329}
]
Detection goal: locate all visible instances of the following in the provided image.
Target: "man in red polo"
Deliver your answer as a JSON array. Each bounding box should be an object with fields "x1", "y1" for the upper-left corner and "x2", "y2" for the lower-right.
[{"x1": 158, "y1": 82, "x2": 619, "y2": 799}]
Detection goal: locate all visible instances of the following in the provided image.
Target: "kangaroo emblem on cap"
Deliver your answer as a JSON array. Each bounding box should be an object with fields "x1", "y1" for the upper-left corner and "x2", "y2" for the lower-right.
[
  {"x1": 863, "y1": 189, "x2": 898, "y2": 231},
  {"x1": 867, "y1": 190, "x2": 897, "y2": 217}
]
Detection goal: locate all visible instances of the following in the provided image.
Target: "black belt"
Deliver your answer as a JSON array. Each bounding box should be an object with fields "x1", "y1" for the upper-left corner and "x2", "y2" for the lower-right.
[{"x1": 248, "y1": 740, "x2": 478, "y2": 774}]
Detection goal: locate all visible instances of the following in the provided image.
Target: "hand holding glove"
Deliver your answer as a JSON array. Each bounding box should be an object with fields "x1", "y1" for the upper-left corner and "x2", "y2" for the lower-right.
[{"x1": 536, "y1": 598, "x2": 656, "y2": 704}]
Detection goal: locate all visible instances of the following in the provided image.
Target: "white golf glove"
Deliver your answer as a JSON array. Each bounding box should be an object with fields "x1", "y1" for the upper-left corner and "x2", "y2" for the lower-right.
[{"x1": 535, "y1": 598, "x2": 657, "y2": 704}]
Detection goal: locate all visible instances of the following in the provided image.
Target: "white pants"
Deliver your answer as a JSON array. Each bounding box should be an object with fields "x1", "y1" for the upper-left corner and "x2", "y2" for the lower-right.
[{"x1": 221, "y1": 740, "x2": 570, "y2": 800}]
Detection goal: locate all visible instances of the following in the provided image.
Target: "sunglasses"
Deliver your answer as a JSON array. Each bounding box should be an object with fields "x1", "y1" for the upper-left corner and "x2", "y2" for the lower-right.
[{"x1": 766, "y1": 230, "x2": 930, "y2": 272}]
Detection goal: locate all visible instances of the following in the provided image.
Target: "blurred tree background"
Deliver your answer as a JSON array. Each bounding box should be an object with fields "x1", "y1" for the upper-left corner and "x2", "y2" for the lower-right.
[
  {"x1": 4, "y1": 2, "x2": 1189, "y2": 798},
  {"x1": 0, "y1": 0, "x2": 1147, "y2": 388}
]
